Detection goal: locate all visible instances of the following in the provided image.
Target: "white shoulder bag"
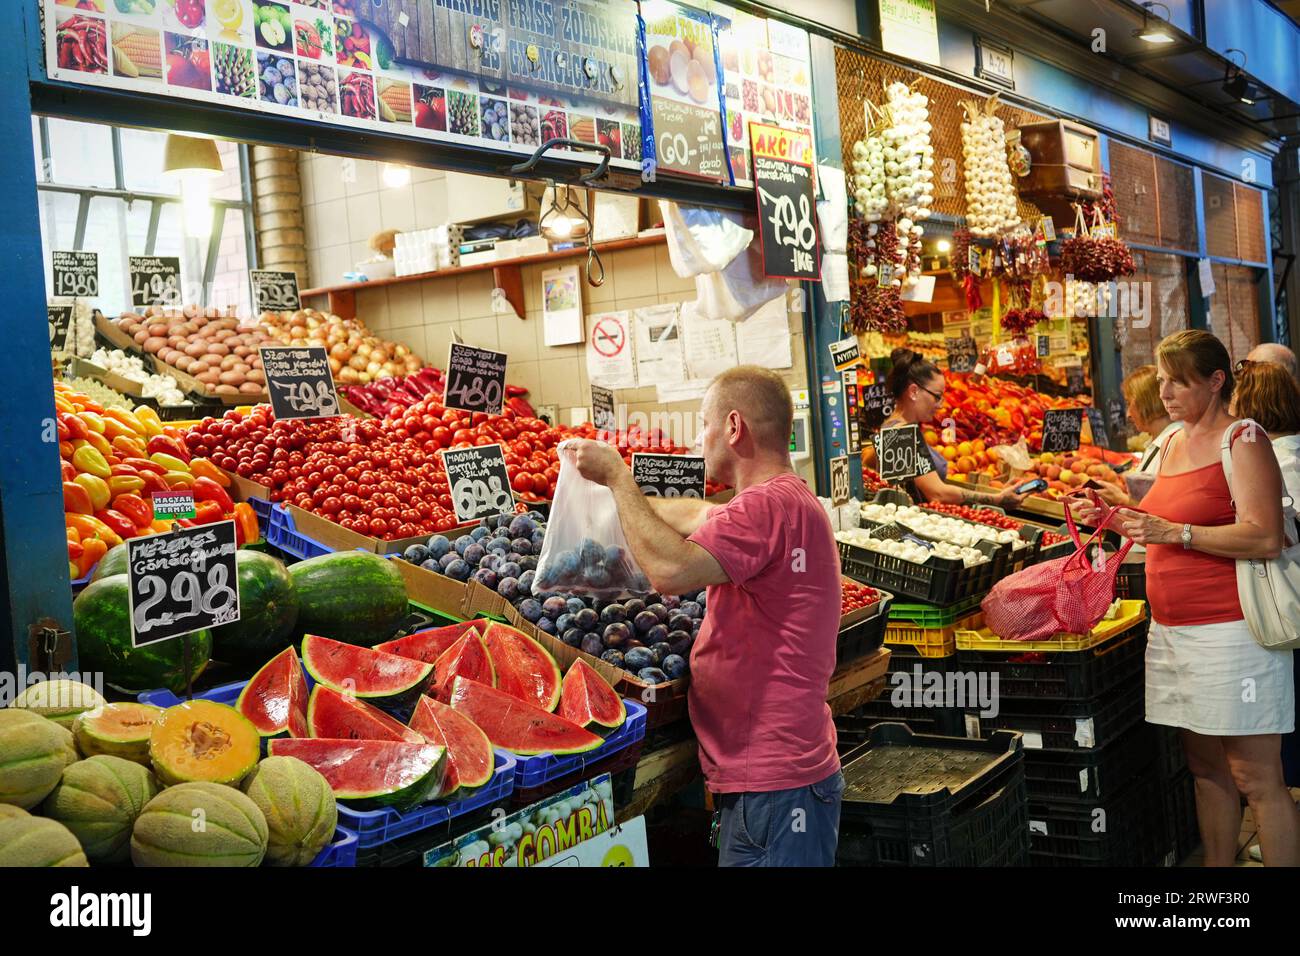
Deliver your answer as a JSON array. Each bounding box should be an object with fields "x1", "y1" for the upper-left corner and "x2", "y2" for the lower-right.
[{"x1": 1220, "y1": 420, "x2": 1300, "y2": 650}]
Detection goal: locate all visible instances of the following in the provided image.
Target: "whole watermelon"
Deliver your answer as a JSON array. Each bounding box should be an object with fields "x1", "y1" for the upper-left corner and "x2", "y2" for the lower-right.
[
  {"x1": 212, "y1": 551, "x2": 299, "y2": 666},
  {"x1": 73, "y1": 575, "x2": 212, "y2": 695},
  {"x1": 91, "y1": 543, "x2": 129, "y2": 582},
  {"x1": 288, "y1": 552, "x2": 408, "y2": 646}
]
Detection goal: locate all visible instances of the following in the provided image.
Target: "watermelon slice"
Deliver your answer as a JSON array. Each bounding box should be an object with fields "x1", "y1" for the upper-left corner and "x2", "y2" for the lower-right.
[
  {"x1": 307, "y1": 685, "x2": 426, "y2": 743},
  {"x1": 268, "y1": 737, "x2": 448, "y2": 811},
  {"x1": 431, "y1": 633, "x2": 496, "y2": 702},
  {"x1": 558, "y1": 659, "x2": 627, "y2": 731},
  {"x1": 374, "y1": 621, "x2": 483, "y2": 664},
  {"x1": 301, "y1": 634, "x2": 433, "y2": 710},
  {"x1": 409, "y1": 695, "x2": 495, "y2": 798},
  {"x1": 449, "y1": 677, "x2": 602, "y2": 756},
  {"x1": 480, "y1": 622, "x2": 561, "y2": 712},
  {"x1": 236, "y1": 646, "x2": 309, "y2": 739}
]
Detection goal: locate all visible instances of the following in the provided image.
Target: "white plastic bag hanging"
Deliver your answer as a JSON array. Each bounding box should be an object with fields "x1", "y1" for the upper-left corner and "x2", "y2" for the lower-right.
[
  {"x1": 533, "y1": 441, "x2": 651, "y2": 597},
  {"x1": 694, "y1": 238, "x2": 789, "y2": 322},
  {"x1": 659, "y1": 200, "x2": 753, "y2": 277}
]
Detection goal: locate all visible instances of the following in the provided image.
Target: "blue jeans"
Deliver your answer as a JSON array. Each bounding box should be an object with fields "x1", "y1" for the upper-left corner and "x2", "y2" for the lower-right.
[{"x1": 717, "y1": 771, "x2": 844, "y2": 867}]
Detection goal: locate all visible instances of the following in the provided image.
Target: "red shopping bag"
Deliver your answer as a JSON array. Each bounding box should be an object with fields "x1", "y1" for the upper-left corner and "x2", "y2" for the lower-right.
[{"x1": 980, "y1": 491, "x2": 1134, "y2": 641}]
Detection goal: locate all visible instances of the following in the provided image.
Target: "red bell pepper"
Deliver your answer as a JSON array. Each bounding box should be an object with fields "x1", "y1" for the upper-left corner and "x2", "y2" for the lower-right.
[
  {"x1": 139, "y1": 472, "x2": 170, "y2": 496},
  {"x1": 63, "y1": 482, "x2": 93, "y2": 515},
  {"x1": 124, "y1": 457, "x2": 166, "y2": 475},
  {"x1": 59, "y1": 412, "x2": 89, "y2": 441},
  {"x1": 113, "y1": 493, "x2": 154, "y2": 529},
  {"x1": 193, "y1": 477, "x2": 234, "y2": 513},
  {"x1": 94, "y1": 508, "x2": 137, "y2": 540},
  {"x1": 189, "y1": 500, "x2": 224, "y2": 525},
  {"x1": 147, "y1": 434, "x2": 190, "y2": 464}
]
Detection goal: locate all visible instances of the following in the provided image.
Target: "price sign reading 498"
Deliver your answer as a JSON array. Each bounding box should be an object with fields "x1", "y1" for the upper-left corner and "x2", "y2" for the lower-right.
[
  {"x1": 445, "y1": 342, "x2": 508, "y2": 416},
  {"x1": 126, "y1": 522, "x2": 240, "y2": 647},
  {"x1": 749, "y1": 123, "x2": 820, "y2": 281}
]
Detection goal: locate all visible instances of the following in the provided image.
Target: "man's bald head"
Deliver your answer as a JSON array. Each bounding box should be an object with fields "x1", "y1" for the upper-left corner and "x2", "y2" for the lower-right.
[
  {"x1": 705, "y1": 365, "x2": 794, "y2": 452},
  {"x1": 1247, "y1": 342, "x2": 1298, "y2": 378}
]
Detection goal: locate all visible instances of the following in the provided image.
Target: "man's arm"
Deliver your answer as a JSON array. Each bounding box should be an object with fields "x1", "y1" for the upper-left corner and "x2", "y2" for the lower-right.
[
  {"x1": 606, "y1": 471, "x2": 729, "y2": 595},
  {"x1": 647, "y1": 496, "x2": 715, "y2": 537}
]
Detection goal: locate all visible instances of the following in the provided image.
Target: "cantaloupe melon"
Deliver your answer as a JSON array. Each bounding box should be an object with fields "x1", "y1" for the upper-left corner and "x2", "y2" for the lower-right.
[
  {"x1": 149, "y1": 700, "x2": 260, "y2": 787},
  {"x1": 42, "y1": 755, "x2": 160, "y2": 864},
  {"x1": 0, "y1": 816, "x2": 88, "y2": 866},
  {"x1": 131, "y1": 781, "x2": 268, "y2": 867},
  {"x1": 0, "y1": 804, "x2": 29, "y2": 821},
  {"x1": 0, "y1": 710, "x2": 71, "y2": 809},
  {"x1": 11, "y1": 679, "x2": 106, "y2": 729},
  {"x1": 241, "y1": 756, "x2": 338, "y2": 866},
  {"x1": 74, "y1": 702, "x2": 162, "y2": 765}
]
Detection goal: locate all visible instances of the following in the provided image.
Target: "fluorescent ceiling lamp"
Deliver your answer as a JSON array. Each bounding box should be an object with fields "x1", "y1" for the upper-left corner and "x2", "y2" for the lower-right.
[{"x1": 1133, "y1": 2, "x2": 1175, "y2": 44}]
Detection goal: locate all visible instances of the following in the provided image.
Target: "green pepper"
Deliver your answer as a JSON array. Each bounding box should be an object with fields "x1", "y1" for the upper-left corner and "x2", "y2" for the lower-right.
[{"x1": 72, "y1": 445, "x2": 111, "y2": 480}]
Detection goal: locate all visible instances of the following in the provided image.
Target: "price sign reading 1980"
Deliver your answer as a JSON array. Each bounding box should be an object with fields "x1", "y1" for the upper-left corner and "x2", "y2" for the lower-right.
[
  {"x1": 445, "y1": 343, "x2": 508, "y2": 416},
  {"x1": 441, "y1": 444, "x2": 515, "y2": 523},
  {"x1": 259, "y1": 345, "x2": 340, "y2": 420},
  {"x1": 250, "y1": 269, "x2": 301, "y2": 313},
  {"x1": 127, "y1": 521, "x2": 240, "y2": 647},
  {"x1": 632, "y1": 453, "x2": 705, "y2": 499},
  {"x1": 749, "y1": 123, "x2": 820, "y2": 281},
  {"x1": 52, "y1": 251, "x2": 99, "y2": 298}
]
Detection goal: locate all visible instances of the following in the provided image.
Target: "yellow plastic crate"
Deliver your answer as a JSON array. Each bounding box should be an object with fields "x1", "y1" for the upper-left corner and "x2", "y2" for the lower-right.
[
  {"x1": 884, "y1": 610, "x2": 982, "y2": 658},
  {"x1": 953, "y1": 600, "x2": 1148, "y2": 652}
]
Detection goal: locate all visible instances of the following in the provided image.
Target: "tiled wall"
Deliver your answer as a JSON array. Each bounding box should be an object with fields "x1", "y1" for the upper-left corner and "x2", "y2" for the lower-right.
[{"x1": 298, "y1": 154, "x2": 809, "y2": 444}]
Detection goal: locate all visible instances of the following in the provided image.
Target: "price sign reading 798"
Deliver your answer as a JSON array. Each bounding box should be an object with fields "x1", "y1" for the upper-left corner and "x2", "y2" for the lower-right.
[
  {"x1": 749, "y1": 123, "x2": 820, "y2": 281},
  {"x1": 259, "y1": 345, "x2": 341, "y2": 420},
  {"x1": 445, "y1": 343, "x2": 508, "y2": 416}
]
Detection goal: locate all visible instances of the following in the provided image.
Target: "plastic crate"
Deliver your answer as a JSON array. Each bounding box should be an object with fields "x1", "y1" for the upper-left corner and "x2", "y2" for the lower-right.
[
  {"x1": 837, "y1": 589, "x2": 893, "y2": 667},
  {"x1": 838, "y1": 537, "x2": 1000, "y2": 605},
  {"x1": 968, "y1": 674, "x2": 1145, "y2": 752},
  {"x1": 955, "y1": 622, "x2": 1147, "y2": 702},
  {"x1": 1156, "y1": 724, "x2": 1187, "y2": 780},
  {"x1": 1028, "y1": 769, "x2": 1167, "y2": 866},
  {"x1": 308, "y1": 827, "x2": 359, "y2": 867},
  {"x1": 1162, "y1": 769, "x2": 1199, "y2": 864},
  {"x1": 840, "y1": 651, "x2": 965, "y2": 739},
  {"x1": 1020, "y1": 722, "x2": 1158, "y2": 804},
  {"x1": 511, "y1": 739, "x2": 644, "y2": 807},
  {"x1": 884, "y1": 610, "x2": 983, "y2": 659},
  {"x1": 954, "y1": 600, "x2": 1148, "y2": 653},
  {"x1": 266, "y1": 503, "x2": 333, "y2": 560},
  {"x1": 246, "y1": 495, "x2": 273, "y2": 528},
  {"x1": 1116, "y1": 561, "x2": 1147, "y2": 602},
  {"x1": 355, "y1": 802, "x2": 506, "y2": 867},
  {"x1": 889, "y1": 594, "x2": 983, "y2": 627},
  {"x1": 837, "y1": 723, "x2": 1029, "y2": 867},
  {"x1": 513, "y1": 699, "x2": 647, "y2": 789}
]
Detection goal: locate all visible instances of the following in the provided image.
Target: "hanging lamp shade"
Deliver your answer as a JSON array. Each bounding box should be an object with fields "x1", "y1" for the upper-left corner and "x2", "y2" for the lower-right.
[
  {"x1": 162, "y1": 134, "x2": 223, "y2": 175},
  {"x1": 539, "y1": 183, "x2": 591, "y2": 241}
]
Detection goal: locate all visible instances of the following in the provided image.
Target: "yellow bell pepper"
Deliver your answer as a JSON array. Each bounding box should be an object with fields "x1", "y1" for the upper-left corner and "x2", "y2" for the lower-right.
[
  {"x1": 108, "y1": 475, "x2": 146, "y2": 497},
  {"x1": 84, "y1": 431, "x2": 113, "y2": 458},
  {"x1": 163, "y1": 470, "x2": 195, "y2": 489},
  {"x1": 73, "y1": 473, "x2": 111, "y2": 510},
  {"x1": 78, "y1": 411, "x2": 106, "y2": 434},
  {"x1": 111, "y1": 434, "x2": 147, "y2": 459},
  {"x1": 133, "y1": 405, "x2": 165, "y2": 437},
  {"x1": 150, "y1": 452, "x2": 191, "y2": 473},
  {"x1": 104, "y1": 408, "x2": 147, "y2": 436},
  {"x1": 72, "y1": 446, "x2": 111, "y2": 481}
]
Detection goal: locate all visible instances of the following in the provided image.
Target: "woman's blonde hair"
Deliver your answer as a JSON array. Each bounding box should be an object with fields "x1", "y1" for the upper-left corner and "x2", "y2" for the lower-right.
[
  {"x1": 1121, "y1": 365, "x2": 1165, "y2": 428},
  {"x1": 1234, "y1": 360, "x2": 1300, "y2": 434},
  {"x1": 1156, "y1": 330, "x2": 1234, "y2": 402}
]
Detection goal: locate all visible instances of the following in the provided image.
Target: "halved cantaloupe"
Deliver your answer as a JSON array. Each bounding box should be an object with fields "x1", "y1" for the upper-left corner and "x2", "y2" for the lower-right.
[{"x1": 149, "y1": 700, "x2": 261, "y2": 788}]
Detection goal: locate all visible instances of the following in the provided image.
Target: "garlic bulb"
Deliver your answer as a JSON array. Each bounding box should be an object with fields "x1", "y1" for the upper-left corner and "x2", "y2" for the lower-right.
[
  {"x1": 880, "y1": 82, "x2": 933, "y2": 282},
  {"x1": 961, "y1": 95, "x2": 1021, "y2": 237},
  {"x1": 851, "y1": 129, "x2": 889, "y2": 221}
]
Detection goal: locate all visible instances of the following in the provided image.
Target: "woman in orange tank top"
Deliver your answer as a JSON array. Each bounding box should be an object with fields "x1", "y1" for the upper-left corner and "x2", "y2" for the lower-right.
[{"x1": 1073, "y1": 331, "x2": 1295, "y2": 866}]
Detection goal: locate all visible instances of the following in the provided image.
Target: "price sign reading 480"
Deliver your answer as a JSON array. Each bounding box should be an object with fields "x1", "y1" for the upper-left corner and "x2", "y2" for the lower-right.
[
  {"x1": 441, "y1": 444, "x2": 515, "y2": 523},
  {"x1": 127, "y1": 522, "x2": 240, "y2": 647},
  {"x1": 749, "y1": 123, "x2": 820, "y2": 281},
  {"x1": 445, "y1": 343, "x2": 508, "y2": 416},
  {"x1": 259, "y1": 345, "x2": 341, "y2": 420}
]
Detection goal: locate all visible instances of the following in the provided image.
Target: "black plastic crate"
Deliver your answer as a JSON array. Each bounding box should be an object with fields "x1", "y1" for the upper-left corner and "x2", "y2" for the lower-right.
[
  {"x1": 955, "y1": 624, "x2": 1147, "y2": 702},
  {"x1": 837, "y1": 592, "x2": 892, "y2": 667},
  {"x1": 1021, "y1": 723, "x2": 1159, "y2": 804},
  {"x1": 1162, "y1": 769, "x2": 1199, "y2": 865},
  {"x1": 839, "y1": 538, "x2": 1000, "y2": 606},
  {"x1": 967, "y1": 674, "x2": 1145, "y2": 752},
  {"x1": 837, "y1": 723, "x2": 1029, "y2": 867},
  {"x1": 1028, "y1": 768, "x2": 1167, "y2": 866},
  {"x1": 841, "y1": 652, "x2": 968, "y2": 738},
  {"x1": 1116, "y1": 560, "x2": 1148, "y2": 602},
  {"x1": 1156, "y1": 724, "x2": 1187, "y2": 780}
]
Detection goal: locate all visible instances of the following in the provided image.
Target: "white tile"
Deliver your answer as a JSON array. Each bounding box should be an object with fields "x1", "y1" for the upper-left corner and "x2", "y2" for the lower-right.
[
  {"x1": 506, "y1": 360, "x2": 541, "y2": 401},
  {"x1": 378, "y1": 184, "x2": 417, "y2": 233},
  {"x1": 422, "y1": 280, "x2": 460, "y2": 322},
  {"x1": 424, "y1": 323, "x2": 458, "y2": 366},
  {"x1": 538, "y1": 357, "x2": 585, "y2": 408},
  {"x1": 497, "y1": 311, "x2": 538, "y2": 357},
  {"x1": 654, "y1": 242, "x2": 694, "y2": 294},
  {"x1": 457, "y1": 272, "x2": 497, "y2": 321},
  {"x1": 346, "y1": 194, "x2": 383, "y2": 247},
  {"x1": 460, "y1": 316, "x2": 499, "y2": 351},
  {"x1": 309, "y1": 198, "x2": 349, "y2": 250},
  {"x1": 311, "y1": 154, "x2": 347, "y2": 203},
  {"x1": 354, "y1": 288, "x2": 390, "y2": 329},
  {"x1": 315, "y1": 245, "x2": 353, "y2": 287},
  {"x1": 410, "y1": 165, "x2": 444, "y2": 183},
  {"x1": 298, "y1": 156, "x2": 315, "y2": 205},
  {"x1": 343, "y1": 157, "x2": 379, "y2": 196},
  {"x1": 611, "y1": 246, "x2": 658, "y2": 301},
  {"x1": 413, "y1": 179, "x2": 449, "y2": 229},
  {"x1": 387, "y1": 282, "x2": 423, "y2": 330}
]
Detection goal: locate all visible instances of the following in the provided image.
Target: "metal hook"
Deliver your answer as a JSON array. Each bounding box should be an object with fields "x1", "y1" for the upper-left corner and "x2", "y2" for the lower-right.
[
  {"x1": 506, "y1": 137, "x2": 612, "y2": 184},
  {"x1": 586, "y1": 236, "x2": 606, "y2": 287}
]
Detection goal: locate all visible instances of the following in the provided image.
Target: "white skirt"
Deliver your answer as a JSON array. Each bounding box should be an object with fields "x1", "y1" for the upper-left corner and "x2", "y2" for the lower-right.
[{"x1": 1146, "y1": 619, "x2": 1295, "y2": 736}]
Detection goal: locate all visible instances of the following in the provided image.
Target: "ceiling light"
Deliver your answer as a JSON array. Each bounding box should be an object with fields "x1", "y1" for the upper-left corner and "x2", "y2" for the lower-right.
[
  {"x1": 1223, "y1": 73, "x2": 1256, "y2": 105},
  {"x1": 936, "y1": 239, "x2": 952, "y2": 254},
  {"x1": 162, "y1": 134, "x2": 223, "y2": 239},
  {"x1": 539, "y1": 183, "x2": 590, "y2": 243},
  {"x1": 1133, "y1": 2, "x2": 1175, "y2": 44},
  {"x1": 381, "y1": 163, "x2": 410, "y2": 188}
]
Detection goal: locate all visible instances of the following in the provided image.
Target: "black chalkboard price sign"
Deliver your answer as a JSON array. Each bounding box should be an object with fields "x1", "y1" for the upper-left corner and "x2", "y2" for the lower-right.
[
  {"x1": 1042, "y1": 408, "x2": 1084, "y2": 454},
  {"x1": 52, "y1": 251, "x2": 99, "y2": 298},
  {"x1": 445, "y1": 343, "x2": 508, "y2": 416},
  {"x1": 878, "y1": 424, "x2": 921, "y2": 482},
  {"x1": 749, "y1": 122, "x2": 820, "y2": 281},
  {"x1": 632, "y1": 453, "x2": 706, "y2": 499},
  {"x1": 946, "y1": 335, "x2": 979, "y2": 373},
  {"x1": 250, "y1": 269, "x2": 301, "y2": 313},
  {"x1": 127, "y1": 521, "x2": 240, "y2": 647},
  {"x1": 48, "y1": 305, "x2": 74, "y2": 351},
  {"x1": 441, "y1": 444, "x2": 516, "y2": 522},
  {"x1": 1086, "y1": 407, "x2": 1111, "y2": 450},
  {"x1": 591, "y1": 384, "x2": 617, "y2": 437},
  {"x1": 260, "y1": 345, "x2": 340, "y2": 419},
  {"x1": 829, "y1": 455, "x2": 851, "y2": 508},
  {"x1": 129, "y1": 256, "x2": 182, "y2": 307}
]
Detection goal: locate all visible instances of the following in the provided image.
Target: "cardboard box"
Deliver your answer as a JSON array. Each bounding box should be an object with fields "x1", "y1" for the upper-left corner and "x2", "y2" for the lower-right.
[
  {"x1": 95, "y1": 311, "x2": 139, "y2": 350},
  {"x1": 338, "y1": 395, "x2": 374, "y2": 419},
  {"x1": 285, "y1": 504, "x2": 471, "y2": 555},
  {"x1": 393, "y1": 554, "x2": 471, "y2": 620},
  {"x1": 227, "y1": 473, "x2": 273, "y2": 503}
]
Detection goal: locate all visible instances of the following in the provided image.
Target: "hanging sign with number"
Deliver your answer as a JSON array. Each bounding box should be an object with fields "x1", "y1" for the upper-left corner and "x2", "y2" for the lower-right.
[
  {"x1": 861, "y1": 383, "x2": 895, "y2": 427},
  {"x1": 250, "y1": 269, "x2": 301, "y2": 313},
  {"x1": 829, "y1": 455, "x2": 851, "y2": 508},
  {"x1": 878, "y1": 424, "x2": 921, "y2": 483},
  {"x1": 128, "y1": 256, "x2": 182, "y2": 307},
  {"x1": 127, "y1": 521, "x2": 240, "y2": 647},
  {"x1": 259, "y1": 345, "x2": 341, "y2": 420},
  {"x1": 48, "y1": 305, "x2": 74, "y2": 352},
  {"x1": 445, "y1": 343, "x2": 508, "y2": 416},
  {"x1": 749, "y1": 122, "x2": 820, "y2": 281},
  {"x1": 441, "y1": 444, "x2": 516, "y2": 523},
  {"x1": 632, "y1": 453, "x2": 706, "y2": 499},
  {"x1": 1042, "y1": 408, "x2": 1084, "y2": 454},
  {"x1": 591, "y1": 384, "x2": 617, "y2": 436},
  {"x1": 52, "y1": 251, "x2": 99, "y2": 298},
  {"x1": 946, "y1": 335, "x2": 979, "y2": 373}
]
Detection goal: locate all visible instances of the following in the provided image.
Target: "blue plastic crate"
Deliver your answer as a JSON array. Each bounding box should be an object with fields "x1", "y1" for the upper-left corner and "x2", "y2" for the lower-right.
[
  {"x1": 246, "y1": 495, "x2": 273, "y2": 527},
  {"x1": 309, "y1": 827, "x2": 359, "y2": 867},
  {"x1": 338, "y1": 749, "x2": 517, "y2": 848},
  {"x1": 139, "y1": 679, "x2": 247, "y2": 708},
  {"x1": 267, "y1": 503, "x2": 333, "y2": 560},
  {"x1": 512, "y1": 699, "x2": 647, "y2": 789}
]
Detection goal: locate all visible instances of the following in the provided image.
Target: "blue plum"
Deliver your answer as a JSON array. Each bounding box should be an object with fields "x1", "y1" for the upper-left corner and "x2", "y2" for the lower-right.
[
  {"x1": 580, "y1": 634, "x2": 604, "y2": 656},
  {"x1": 623, "y1": 647, "x2": 655, "y2": 672},
  {"x1": 404, "y1": 544, "x2": 430, "y2": 565},
  {"x1": 662, "y1": 655, "x2": 688, "y2": 680},
  {"x1": 446, "y1": 560, "x2": 472, "y2": 581},
  {"x1": 637, "y1": 667, "x2": 668, "y2": 684},
  {"x1": 600, "y1": 650, "x2": 626, "y2": 668},
  {"x1": 519, "y1": 599, "x2": 543, "y2": 622},
  {"x1": 649, "y1": 642, "x2": 671, "y2": 665},
  {"x1": 562, "y1": 628, "x2": 585, "y2": 648}
]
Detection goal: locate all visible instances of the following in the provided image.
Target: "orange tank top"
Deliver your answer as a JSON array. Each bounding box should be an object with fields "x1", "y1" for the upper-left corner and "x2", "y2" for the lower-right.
[{"x1": 1141, "y1": 448, "x2": 1242, "y2": 626}]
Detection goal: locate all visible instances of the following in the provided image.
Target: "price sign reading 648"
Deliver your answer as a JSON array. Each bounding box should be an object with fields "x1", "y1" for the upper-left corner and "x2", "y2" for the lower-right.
[
  {"x1": 127, "y1": 522, "x2": 240, "y2": 647},
  {"x1": 441, "y1": 444, "x2": 515, "y2": 523},
  {"x1": 445, "y1": 343, "x2": 508, "y2": 416},
  {"x1": 749, "y1": 123, "x2": 820, "y2": 281}
]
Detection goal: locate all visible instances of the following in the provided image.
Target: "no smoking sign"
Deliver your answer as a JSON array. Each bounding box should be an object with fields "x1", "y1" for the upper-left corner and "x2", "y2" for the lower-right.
[{"x1": 591, "y1": 316, "x2": 626, "y2": 357}]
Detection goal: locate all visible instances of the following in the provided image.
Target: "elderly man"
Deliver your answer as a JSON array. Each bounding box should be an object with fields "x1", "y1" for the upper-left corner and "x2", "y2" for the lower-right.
[
  {"x1": 1247, "y1": 342, "x2": 1298, "y2": 378},
  {"x1": 567, "y1": 365, "x2": 843, "y2": 867}
]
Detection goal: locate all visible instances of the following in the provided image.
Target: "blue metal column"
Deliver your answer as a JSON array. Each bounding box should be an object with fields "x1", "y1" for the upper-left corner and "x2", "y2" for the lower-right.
[{"x1": 1, "y1": 0, "x2": 77, "y2": 674}]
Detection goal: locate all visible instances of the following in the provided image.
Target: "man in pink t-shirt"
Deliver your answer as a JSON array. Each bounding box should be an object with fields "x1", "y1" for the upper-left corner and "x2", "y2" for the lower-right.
[{"x1": 568, "y1": 365, "x2": 843, "y2": 867}]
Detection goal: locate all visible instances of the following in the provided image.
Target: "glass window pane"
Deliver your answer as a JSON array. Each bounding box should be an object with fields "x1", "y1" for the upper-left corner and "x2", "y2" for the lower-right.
[
  {"x1": 208, "y1": 206, "x2": 252, "y2": 315},
  {"x1": 45, "y1": 119, "x2": 115, "y2": 189},
  {"x1": 120, "y1": 127, "x2": 179, "y2": 195},
  {"x1": 211, "y1": 142, "x2": 246, "y2": 202},
  {"x1": 81, "y1": 196, "x2": 129, "y2": 313},
  {"x1": 38, "y1": 190, "x2": 81, "y2": 296}
]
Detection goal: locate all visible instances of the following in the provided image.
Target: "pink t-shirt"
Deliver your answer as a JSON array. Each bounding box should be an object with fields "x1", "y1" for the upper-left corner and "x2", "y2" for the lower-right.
[{"x1": 686, "y1": 473, "x2": 841, "y2": 793}]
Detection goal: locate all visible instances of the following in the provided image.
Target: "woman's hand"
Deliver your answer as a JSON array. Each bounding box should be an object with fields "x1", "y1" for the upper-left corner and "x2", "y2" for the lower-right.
[
  {"x1": 1089, "y1": 479, "x2": 1133, "y2": 508},
  {"x1": 1066, "y1": 494, "x2": 1105, "y2": 527},
  {"x1": 1116, "y1": 508, "x2": 1180, "y2": 546}
]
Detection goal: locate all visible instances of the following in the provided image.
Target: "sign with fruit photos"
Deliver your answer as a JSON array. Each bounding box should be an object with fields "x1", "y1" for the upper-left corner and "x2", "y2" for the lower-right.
[
  {"x1": 750, "y1": 122, "x2": 819, "y2": 280},
  {"x1": 43, "y1": 0, "x2": 643, "y2": 178},
  {"x1": 127, "y1": 521, "x2": 240, "y2": 647},
  {"x1": 441, "y1": 444, "x2": 515, "y2": 523},
  {"x1": 632, "y1": 453, "x2": 705, "y2": 499},
  {"x1": 445, "y1": 342, "x2": 508, "y2": 416},
  {"x1": 1041, "y1": 408, "x2": 1084, "y2": 454},
  {"x1": 643, "y1": 2, "x2": 727, "y2": 181},
  {"x1": 129, "y1": 255, "x2": 182, "y2": 307}
]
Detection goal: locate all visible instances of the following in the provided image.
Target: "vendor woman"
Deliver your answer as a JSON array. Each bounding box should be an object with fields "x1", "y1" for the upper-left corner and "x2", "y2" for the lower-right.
[{"x1": 861, "y1": 348, "x2": 1025, "y2": 509}]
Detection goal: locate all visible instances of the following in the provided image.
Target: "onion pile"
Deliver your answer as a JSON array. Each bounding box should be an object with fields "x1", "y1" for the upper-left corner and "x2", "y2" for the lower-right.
[
  {"x1": 960, "y1": 95, "x2": 1020, "y2": 237},
  {"x1": 259, "y1": 308, "x2": 425, "y2": 386},
  {"x1": 116, "y1": 306, "x2": 270, "y2": 398}
]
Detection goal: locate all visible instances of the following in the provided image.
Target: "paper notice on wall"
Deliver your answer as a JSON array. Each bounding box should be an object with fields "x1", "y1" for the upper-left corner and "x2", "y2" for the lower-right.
[
  {"x1": 736, "y1": 296, "x2": 793, "y2": 369},
  {"x1": 821, "y1": 253, "x2": 851, "y2": 303},
  {"x1": 900, "y1": 275, "x2": 936, "y2": 303},
  {"x1": 1198, "y1": 258, "x2": 1216, "y2": 297},
  {"x1": 592, "y1": 192, "x2": 642, "y2": 243},
  {"x1": 656, "y1": 379, "x2": 712, "y2": 404},
  {"x1": 542, "y1": 264, "x2": 584, "y2": 346},
  {"x1": 633, "y1": 303, "x2": 686, "y2": 388},
  {"x1": 681, "y1": 300, "x2": 739, "y2": 381},
  {"x1": 586, "y1": 310, "x2": 637, "y2": 389}
]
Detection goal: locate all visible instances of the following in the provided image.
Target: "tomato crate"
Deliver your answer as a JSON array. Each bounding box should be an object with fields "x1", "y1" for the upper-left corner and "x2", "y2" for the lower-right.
[
  {"x1": 967, "y1": 673, "x2": 1145, "y2": 752},
  {"x1": 838, "y1": 537, "x2": 1000, "y2": 605},
  {"x1": 1028, "y1": 768, "x2": 1168, "y2": 866},
  {"x1": 837, "y1": 588, "x2": 893, "y2": 667},
  {"x1": 837, "y1": 723, "x2": 1029, "y2": 867},
  {"x1": 1020, "y1": 722, "x2": 1159, "y2": 804},
  {"x1": 954, "y1": 622, "x2": 1147, "y2": 702},
  {"x1": 266, "y1": 503, "x2": 333, "y2": 561},
  {"x1": 245, "y1": 495, "x2": 273, "y2": 528},
  {"x1": 308, "y1": 827, "x2": 359, "y2": 867},
  {"x1": 513, "y1": 699, "x2": 647, "y2": 789}
]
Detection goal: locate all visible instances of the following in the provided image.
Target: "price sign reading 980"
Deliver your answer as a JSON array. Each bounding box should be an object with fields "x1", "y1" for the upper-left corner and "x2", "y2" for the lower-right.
[
  {"x1": 127, "y1": 522, "x2": 240, "y2": 647},
  {"x1": 1041, "y1": 408, "x2": 1084, "y2": 454},
  {"x1": 52, "y1": 251, "x2": 99, "y2": 297},
  {"x1": 878, "y1": 424, "x2": 921, "y2": 483},
  {"x1": 129, "y1": 256, "x2": 182, "y2": 308},
  {"x1": 445, "y1": 343, "x2": 508, "y2": 416},
  {"x1": 259, "y1": 345, "x2": 340, "y2": 420},
  {"x1": 749, "y1": 123, "x2": 820, "y2": 281},
  {"x1": 632, "y1": 453, "x2": 705, "y2": 499},
  {"x1": 441, "y1": 444, "x2": 515, "y2": 523},
  {"x1": 250, "y1": 269, "x2": 301, "y2": 313}
]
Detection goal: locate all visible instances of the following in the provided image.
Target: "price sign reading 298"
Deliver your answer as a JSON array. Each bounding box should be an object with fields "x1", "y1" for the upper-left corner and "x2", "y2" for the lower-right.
[{"x1": 749, "y1": 123, "x2": 821, "y2": 281}]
